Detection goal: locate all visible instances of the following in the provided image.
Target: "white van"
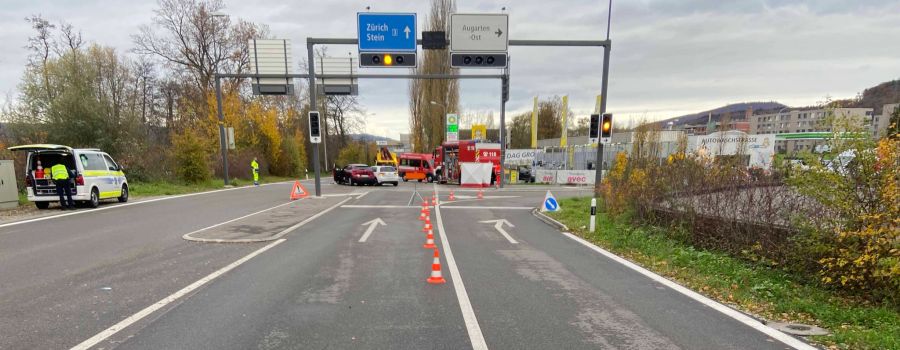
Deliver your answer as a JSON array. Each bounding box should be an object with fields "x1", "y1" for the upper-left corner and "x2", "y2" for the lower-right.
[{"x1": 10, "y1": 144, "x2": 129, "y2": 209}]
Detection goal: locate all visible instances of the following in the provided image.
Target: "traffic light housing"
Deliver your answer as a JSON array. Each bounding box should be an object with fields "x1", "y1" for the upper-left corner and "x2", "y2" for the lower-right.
[
  {"x1": 359, "y1": 52, "x2": 416, "y2": 67},
  {"x1": 450, "y1": 53, "x2": 508, "y2": 68},
  {"x1": 589, "y1": 114, "x2": 600, "y2": 139},
  {"x1": 309, "y1": 111, "x2": 321, "y2": 143},
  {"x1": 600, "y1": 113, "x2": 613, "y2": 140}
]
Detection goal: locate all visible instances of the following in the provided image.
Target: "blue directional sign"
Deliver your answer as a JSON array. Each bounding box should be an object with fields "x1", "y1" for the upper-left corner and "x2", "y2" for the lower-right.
[
  {"x1": 544, "y1": 197, "x2": 559, "y2": 211},
  {"x1": 357, "y1": 13, "x2": 417, "y2": 52}
]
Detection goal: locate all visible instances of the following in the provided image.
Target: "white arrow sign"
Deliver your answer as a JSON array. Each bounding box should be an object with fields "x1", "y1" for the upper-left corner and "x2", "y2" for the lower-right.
[
  {"x1": 404, "y1": 26, "x2": 411, "y2": 39},
  {"x1": 479, "y1": 219, "x2": 518, "y2": 244},
  {"x1": 358, "y1": 217, "x2": 386, "y2": 242}
]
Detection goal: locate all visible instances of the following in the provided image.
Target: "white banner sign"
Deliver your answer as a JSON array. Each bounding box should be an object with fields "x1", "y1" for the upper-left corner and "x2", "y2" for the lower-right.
[
  {"x1": 535, "y1": 170, "x2": 557, "y2": 184},
  {"x1": 504, "y1": 149, "x2": 536, "y2": 164},
  {"x1": 556, "y1": 170, "x2": 596, "y2": 185}
]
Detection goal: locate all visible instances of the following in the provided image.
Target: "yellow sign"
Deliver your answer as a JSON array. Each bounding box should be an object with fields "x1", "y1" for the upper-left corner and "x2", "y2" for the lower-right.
[
  {"x1": 510, "y1": 170, "x2": 518, "y2": 183},
  {"x1": 560, "y1": 95, "x2": 569, "y2": 147},
  {"x1": 471, "y1": 124, "x2": 487, "y2": 140}
]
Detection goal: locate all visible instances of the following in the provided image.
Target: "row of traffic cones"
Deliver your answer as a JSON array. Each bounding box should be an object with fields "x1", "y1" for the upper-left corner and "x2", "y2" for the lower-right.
[{"x1": 420, "y1": 196, "x2": 446, "y2": 284}]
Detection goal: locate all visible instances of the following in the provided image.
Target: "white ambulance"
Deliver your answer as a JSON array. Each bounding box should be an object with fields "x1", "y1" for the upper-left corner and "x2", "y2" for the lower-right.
[{"x1": 10, "y1": 144, "x2": 129, "y2": 209}]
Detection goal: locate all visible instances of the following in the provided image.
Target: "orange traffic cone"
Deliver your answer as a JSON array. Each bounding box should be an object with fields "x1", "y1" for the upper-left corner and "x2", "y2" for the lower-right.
[
  {"x1": 477, "y1": 189, "x2": 484, "y2": 200},
  {"x1": 448, "y1": 190, "x2": 455, "y2": 201},
  {"x1": 431, "y1": 195, "x2": 437, "y2": 206},
  {"x1": 427, "y1": 249, "x2": 447, "y2": 284},
  {"x1": 419, "y1": 209, "x2": 428, "y2": 221},
  {"x1": 423, "y1": 217, "x2": 433, "y2": 232},
  {"x1": 423, "y1": 229, "x2": 436, "y2": 249}
]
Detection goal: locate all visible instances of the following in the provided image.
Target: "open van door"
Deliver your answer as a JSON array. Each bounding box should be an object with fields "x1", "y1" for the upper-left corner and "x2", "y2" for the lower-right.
[{"x1": 8, "y1": 144, "x2": 73, "y2": 153}]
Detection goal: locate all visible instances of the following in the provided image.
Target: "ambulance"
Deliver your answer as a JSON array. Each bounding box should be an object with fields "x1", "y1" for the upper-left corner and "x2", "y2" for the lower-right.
[{"x1": 10, "y1": 144, "x2": 129, "y2": 209}]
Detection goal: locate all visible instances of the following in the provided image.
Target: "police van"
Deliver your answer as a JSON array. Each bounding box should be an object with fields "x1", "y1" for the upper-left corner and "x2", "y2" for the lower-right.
[{"x1": 10, "y1": 144, "x2": 129, "y2": 209}]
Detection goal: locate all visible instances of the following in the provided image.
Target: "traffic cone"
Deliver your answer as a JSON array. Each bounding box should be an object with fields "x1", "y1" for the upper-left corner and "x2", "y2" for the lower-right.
[
  {"x1": 419, "y1": 209, "x2": 428, "y2": 221},
  {"x1": 423, "y1": 217, "x2": 432, "y2": 232},
  {"x1": 448, "y1": 190, "x2": 455, "y2": 201},
  {"x1": 431, "y1": 195, "x2": 438, "y2": 206},
  {"x1": 427, "y1": 249, "x2": 447, "y2": 284},
  {"x1": 477, "y1": 189, "x2": 484, "y2": 200},
  {"x1": 423, "y1": 229, "x2": 436, "y2": 249}
]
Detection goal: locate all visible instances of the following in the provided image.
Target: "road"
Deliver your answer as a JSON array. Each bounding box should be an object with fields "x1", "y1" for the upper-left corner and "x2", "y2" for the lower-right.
[{"x1": 0, "y1": 181, "x2": 812, "y2": 349}]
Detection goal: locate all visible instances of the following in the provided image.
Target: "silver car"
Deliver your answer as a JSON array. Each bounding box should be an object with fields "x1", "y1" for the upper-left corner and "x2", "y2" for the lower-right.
[{"x1": 371, "y1": 166, "x2": 400, "y2": 186}]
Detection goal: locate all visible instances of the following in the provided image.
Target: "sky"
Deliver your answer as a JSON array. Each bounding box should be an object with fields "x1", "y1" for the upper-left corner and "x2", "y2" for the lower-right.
[{"x1": 1, "y1": 0, "x2": 899, "y2": 140}]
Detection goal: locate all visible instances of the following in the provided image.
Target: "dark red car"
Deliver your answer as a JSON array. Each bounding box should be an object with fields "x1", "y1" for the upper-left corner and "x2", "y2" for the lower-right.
[{"x1": 333, "y1": 164, "x2": 378, "y2": 186}]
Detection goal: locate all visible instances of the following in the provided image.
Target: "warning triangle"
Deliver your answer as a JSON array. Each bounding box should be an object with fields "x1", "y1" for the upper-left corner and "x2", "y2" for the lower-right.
[{"x1": 290, "y1": 181, "x2": 309, "y2": 200}]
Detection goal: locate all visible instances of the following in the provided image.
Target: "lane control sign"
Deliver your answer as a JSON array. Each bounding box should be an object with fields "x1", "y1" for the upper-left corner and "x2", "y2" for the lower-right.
[{"x1": 542, "y1": 191, "x2": 561, "y2": 212}]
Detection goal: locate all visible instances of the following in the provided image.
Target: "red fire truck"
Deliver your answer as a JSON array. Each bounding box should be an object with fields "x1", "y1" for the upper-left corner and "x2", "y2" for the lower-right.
[{"x1": 433, "y1": 140, "x2": 501, "y2": 185}]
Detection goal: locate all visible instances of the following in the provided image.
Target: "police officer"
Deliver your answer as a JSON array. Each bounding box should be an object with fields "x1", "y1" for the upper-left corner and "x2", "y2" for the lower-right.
[
  {"x1": 251, "y1": 157, "x2": 260, "y2": 186},
  {"x1": 51, "y1": 162, "x2": 75, "y2": 210}
]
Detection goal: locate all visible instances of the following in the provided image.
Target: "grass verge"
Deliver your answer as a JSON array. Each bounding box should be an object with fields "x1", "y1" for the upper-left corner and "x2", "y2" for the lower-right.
[{"x1": 548, "y1": 196, "x2": 899, "y2": 350}]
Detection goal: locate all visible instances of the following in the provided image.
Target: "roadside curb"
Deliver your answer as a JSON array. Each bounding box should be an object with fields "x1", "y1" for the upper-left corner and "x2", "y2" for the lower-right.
[{"x1": 531, "y1": 208, "x2": 569, "y2": 231}]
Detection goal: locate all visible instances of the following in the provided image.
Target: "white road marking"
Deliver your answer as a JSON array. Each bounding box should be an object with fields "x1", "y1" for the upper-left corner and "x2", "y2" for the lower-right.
[
  {"x1": 182, "y1": 201, "x2": 296, "y2": 241},
  {"x1": 558, "y1": 231, "x2": 817, "y2": 350},
  {"x1": 479, "y1": 219, "x2": 518, "y2": 244},
  {"x1": 433, "y1": 184, "x2": 489, "y2": 350},
  {"x1": 358, "y1": 217, "x2": 386, "y2": 242},
  {"x1": 341, "y1": 205, "x2": 417, "y2": 209},
  {"x1": 69, "y1": 238, "x2": 287, "y2": 350},
  {"x1": 187, "y1": 197, "x2": 354, "y2": 243},
  {"x1": 442, "y1": 206, "x2": 533, "y2": 210},
  {"x1": 0, "y1": 181, "x2": 296, "y2": 229}
]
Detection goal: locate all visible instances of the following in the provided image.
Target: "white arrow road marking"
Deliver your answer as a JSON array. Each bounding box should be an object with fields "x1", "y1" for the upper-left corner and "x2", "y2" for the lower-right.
[
  {"x1": 404, "y1": 26, "x2": 411, "y2": 39},
  {"x1": 479, "y1": 219, "x2": 518, "y2": 244},
  {"x1": 358, "y1": 217, "x2": 386, "y2": 242}
]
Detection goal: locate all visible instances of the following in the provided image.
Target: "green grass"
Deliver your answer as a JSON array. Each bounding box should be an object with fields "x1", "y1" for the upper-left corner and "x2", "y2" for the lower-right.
[
  {"x1": 129, "y1": 176, "x2": 294, "y2": 197},
  {"x1": 548, "y1": 196, "x2": 899, "y2": 350}
]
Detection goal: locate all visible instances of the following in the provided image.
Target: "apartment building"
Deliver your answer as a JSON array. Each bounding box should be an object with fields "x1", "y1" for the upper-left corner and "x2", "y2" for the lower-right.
[
  {"x1": 749, "y1": 107, "x2": 874, "y2": 153},
  {"x1": 875, "y1": 103, "x2": 898, "y2": 138}
]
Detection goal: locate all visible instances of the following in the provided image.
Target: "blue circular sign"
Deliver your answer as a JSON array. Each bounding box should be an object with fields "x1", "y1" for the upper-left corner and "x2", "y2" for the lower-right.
[{"x1": 544, "y1": 197, "x2": 558, "y2": 211}]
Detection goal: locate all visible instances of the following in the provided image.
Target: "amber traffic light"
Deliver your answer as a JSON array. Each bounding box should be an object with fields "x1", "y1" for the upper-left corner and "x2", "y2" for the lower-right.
[
  {"x1": 360, "y1": 52, "x2": 416, "y2": 67},
  {"x1": 600, "y1": 113, "x2": 613, "y2": 139}
]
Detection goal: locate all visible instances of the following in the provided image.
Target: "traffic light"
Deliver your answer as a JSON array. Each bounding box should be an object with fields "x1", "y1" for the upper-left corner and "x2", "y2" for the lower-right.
[
  {"x1": 589, "y1": 114, "x2": 600, "y2": 139},
  {"x1": 501, "y1": 76, "x2": 509, "y2": 102},
  {"x1": 309, "y1": 111, "x2": 321, "y2": 143},
  {"x1": 450, "y1": 53, "x2": 508, "y2": 68},
  {"x1": 359, "y1": 52, "x2": 416, "y2": 67},
  {"x1": 600, "y1": 113, "x2": 613, "y2": 140}
]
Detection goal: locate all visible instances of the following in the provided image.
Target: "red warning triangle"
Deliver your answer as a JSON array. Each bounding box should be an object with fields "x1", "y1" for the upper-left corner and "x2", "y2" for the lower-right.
[{"x1": 290, "y1": 181, "x2": 309, "y2": 200}]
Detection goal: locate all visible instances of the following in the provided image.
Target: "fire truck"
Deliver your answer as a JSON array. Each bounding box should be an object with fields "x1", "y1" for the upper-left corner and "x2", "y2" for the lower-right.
[{"x1": 433, "y1": 140, "x2": 501, "y2": 185}]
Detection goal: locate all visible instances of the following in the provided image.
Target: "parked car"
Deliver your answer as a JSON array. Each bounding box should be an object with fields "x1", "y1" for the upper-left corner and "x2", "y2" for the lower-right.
[
  {"x1": 371, "y1": 165, "x2": 400, "y2": 186},
  {"x1": 517, "y1": 165, "x2": 535, "y2": 183},
  {"x1": 333, "y1": 164, "x2": 378, "y2": 186},
  {"x1": 9, "y1": 144, "x2": 129, "y2": 209}
]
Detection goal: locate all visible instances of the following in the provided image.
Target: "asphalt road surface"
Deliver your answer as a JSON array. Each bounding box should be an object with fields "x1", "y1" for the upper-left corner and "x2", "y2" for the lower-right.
[{"x1": 0, "y1": 180, "x2": 814, "y2": 349}]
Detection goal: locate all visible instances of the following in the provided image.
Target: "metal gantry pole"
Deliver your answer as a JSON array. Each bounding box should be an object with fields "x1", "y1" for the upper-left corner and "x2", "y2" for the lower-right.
[
  {"x1": 307, "y1": 42, "x2": 322, "y2": 197},
  {"x1": 214, "y1": 76, "x2": 230, "y2": 186},
  {"x1": 499, "y1": 74, "x2": 508, "y2": 188}
]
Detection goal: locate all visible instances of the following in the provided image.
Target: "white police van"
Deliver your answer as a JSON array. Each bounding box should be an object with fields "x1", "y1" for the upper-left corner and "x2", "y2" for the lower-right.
[{"x1": 10, "y1": 144, "x2": 129, "y2": 209}]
